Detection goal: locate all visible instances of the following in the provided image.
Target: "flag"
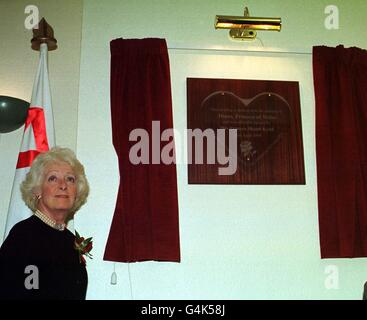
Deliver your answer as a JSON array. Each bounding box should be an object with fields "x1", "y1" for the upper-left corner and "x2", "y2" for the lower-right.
[{"x1": 3, "y1": 43, "x2": 55, "y2": 240}]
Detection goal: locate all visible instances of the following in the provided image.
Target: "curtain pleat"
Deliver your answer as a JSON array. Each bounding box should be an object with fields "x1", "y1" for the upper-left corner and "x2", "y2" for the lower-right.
[
  {"x1": 314, "y1": 45, "x2": 367, "y2": 258},
  {"x1": 104, "y1": 38, "x2": 180, "y2": 262}
]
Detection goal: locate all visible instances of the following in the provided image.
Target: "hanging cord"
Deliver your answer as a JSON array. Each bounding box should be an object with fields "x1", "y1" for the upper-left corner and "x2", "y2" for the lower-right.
[
  {"x1": 110, "y1": 262, "x2": 134, "y2": 299},
  {"x1": 110, "y1": 263, "x2": 117, "y2": 285},
  {"x1": 256, "y1": 36, "x2": 265, "y2": 47},
  {"x1": 127, "y1": 262, "x2": 134, "y2": 300}
]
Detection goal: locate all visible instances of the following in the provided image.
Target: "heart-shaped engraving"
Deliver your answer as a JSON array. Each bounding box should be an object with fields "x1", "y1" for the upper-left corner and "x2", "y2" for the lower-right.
[{"x1": 200, "y1": 91, "x2": 292, "y2": 168}]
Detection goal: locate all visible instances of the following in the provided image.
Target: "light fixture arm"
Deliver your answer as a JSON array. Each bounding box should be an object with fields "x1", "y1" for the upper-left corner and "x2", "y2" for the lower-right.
[{"x1": 244, "y1": 7, "x2": 249, "y2": 17}]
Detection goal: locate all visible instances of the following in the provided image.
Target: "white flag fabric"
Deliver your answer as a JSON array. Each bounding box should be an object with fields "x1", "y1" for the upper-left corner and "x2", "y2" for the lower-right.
[{"x1": 3, "y1": 43, "x2": 55, "y2": 240}]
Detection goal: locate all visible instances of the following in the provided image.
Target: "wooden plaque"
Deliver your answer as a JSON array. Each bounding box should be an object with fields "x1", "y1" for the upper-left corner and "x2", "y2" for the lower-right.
[{"x1": 187, "y1": 78, "x2": 305, "y2": 184}]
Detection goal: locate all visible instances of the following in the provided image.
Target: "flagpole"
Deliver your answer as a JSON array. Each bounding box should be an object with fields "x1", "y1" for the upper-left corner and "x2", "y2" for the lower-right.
[{"x1": 2, "y1": 18, "x2": 58, "y2": 241}]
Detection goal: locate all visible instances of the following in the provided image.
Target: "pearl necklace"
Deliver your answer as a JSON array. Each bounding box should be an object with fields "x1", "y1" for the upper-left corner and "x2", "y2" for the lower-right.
[{"x1": 34, "y1": 209, "x2": 66, "y2": 231}]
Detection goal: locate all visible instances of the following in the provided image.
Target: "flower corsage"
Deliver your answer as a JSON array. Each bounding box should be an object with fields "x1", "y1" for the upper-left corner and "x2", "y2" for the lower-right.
[{"x1": 74, "y1": 231, "x2": 93, "y2": 265}]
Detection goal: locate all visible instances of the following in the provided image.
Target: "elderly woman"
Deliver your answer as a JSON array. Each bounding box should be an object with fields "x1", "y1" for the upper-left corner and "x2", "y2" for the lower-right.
[{"x1": 0, "y1": 147, "x2": 90, "y2": 300}]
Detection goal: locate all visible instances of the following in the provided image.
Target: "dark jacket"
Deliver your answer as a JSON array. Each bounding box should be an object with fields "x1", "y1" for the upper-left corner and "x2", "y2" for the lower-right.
[{"x1": 0, "y1": 215, "x2": 88, "y2": 300}]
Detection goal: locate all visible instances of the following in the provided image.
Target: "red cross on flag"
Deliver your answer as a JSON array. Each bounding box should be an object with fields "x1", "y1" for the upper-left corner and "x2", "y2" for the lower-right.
[{"x1": 3, "y1": 43, "x2": 55, "y2": 239}]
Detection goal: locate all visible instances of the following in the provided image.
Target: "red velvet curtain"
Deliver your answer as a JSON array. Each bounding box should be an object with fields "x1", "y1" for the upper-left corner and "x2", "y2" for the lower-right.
[
  {"x1": 104, "y1": 38, "x2": 180, "y2": 262},
  {"x1": 314, "y1": 45, "x2": 367, "y2": 258}
]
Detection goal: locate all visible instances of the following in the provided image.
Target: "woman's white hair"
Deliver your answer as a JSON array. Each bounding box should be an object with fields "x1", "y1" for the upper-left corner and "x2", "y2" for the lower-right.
[{"x1": 20, "y1": 146, "x2": 89, "y2": 220}]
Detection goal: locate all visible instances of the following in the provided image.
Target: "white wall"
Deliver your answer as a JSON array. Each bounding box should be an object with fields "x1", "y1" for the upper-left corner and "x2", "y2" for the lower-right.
[{"x1": 75, "y1": 0, "x2": 367, "y2": 299}]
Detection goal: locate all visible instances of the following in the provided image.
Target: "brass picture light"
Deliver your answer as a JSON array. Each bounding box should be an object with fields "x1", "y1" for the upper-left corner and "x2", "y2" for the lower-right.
[{"x1": 215, "y1": 6, "x2": 281, "y2": 40}]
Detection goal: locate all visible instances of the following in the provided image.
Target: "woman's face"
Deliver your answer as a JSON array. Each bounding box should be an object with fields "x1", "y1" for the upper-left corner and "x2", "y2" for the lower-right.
[{"x1": 37, "y1": 161, "x2": 77, "y2": 218}]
